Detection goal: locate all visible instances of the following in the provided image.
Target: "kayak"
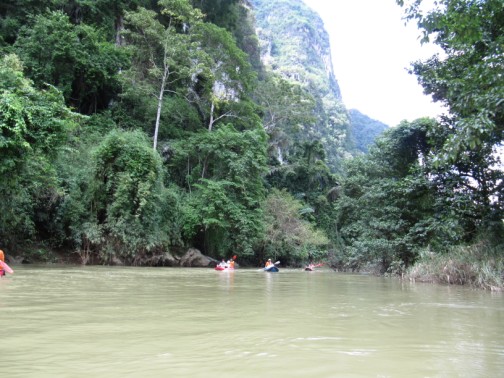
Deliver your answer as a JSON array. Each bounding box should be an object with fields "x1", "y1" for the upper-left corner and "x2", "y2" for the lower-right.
[
  {"x1": 304, "y1": 264, "x2": 322, "y2": 271},
  {"x1": 0, "y1": 260, "x2": 13, "y2": 274},
  {"x1": 215, "y1": 266, "x2": 234, "y2": 271},
  {"x1": 264, "y1": 265, "x2": 279, "y2": 272}
]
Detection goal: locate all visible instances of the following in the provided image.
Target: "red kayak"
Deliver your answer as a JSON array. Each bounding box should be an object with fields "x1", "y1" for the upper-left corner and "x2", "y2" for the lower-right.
[{"x1": 215, "y1": 266, "x2": 234, "y2": 271}]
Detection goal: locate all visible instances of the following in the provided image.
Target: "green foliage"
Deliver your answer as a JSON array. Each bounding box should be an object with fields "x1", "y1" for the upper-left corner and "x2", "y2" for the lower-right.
[
  {"x1": 13, "y1": 11, "x2": 129, "y2": 113},
  {"x1": 157, "y1": 96, "x2": 202, "y2": 139},
  {"x1": 253, "y1": 72, "x2": 316, "y2": 161},
  {"x1": 170, "y1": 124, "x2": 268, "y2": 257},
  {"x1": 394, "y1": 1, "x2": 504, "y2": 249},
  {"x1": 397, "y1": 0, "x2": 504, "y2": 161},
  {"x1": 348, "y1": 109, "x2": 389, "y2": 154},
  {"x1": 0, "y1": 54, "x2": 78, "y2": 165},
  {"x1": 0, "y1": 0, "x2": 151, "y2": 43},
  {"x1": 49, "y1": 126, "x2": 184, "y2": 263},
  {"x1": 261, "y1": 189, "x2": 329, "y2": 265},
  {"x1": 188, "y1": 21, "x2": 257, "y2": 131},
  {"x1": 89, "y1": 129, "x2": 170, "y2": 257},
  {"x1": 0, "y1": 53, "x2": 79, "y2": 249},
  {"x1": 190, "y1": 0, "x2": 240, "y2": 30},
  {"x1": 191, "y1": 1, "x2": 262, "y2": 72},
  {"x1": 336, "y1": 107, "x2": 502, "y2": 275},
  {"x1": 333, "y1": 120, "x2": 441, "y2": 273},
  {"x1": 182, "y1": 178, "x2": 264, "y2": 257},
  {"x1": 160, "y1": 0, "x2": 204, "y2": 24},
  {"x1": 264, "y1": 137, "x2": 341, "y2": 261},
  {"x1": 0, "y1": 0, "x2": 274, "y2": 263},
  {"x1": 2, "y1": 0, "x2": 440, "y2": 270},
  {"x1": 121, "y1": 2, "x2": 205, "y2": 148},
  {"x1": 266, "y1": 140, "x2": 338, "y2": 205},
  {"x1": 0, "y1": 54, "x2": 77, "y2": 157}
]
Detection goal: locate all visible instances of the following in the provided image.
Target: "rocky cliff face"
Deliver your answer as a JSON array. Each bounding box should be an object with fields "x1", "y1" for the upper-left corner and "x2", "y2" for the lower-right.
[
  {"x1": 251, "y1": 0, "x2": 352, "y2": 171},
  {"x1": 251, "y1": 0, "x2": 388, "y2": 170},
  {"x1": 254, "y1": 1, "x2": 340, "y2": 99}
]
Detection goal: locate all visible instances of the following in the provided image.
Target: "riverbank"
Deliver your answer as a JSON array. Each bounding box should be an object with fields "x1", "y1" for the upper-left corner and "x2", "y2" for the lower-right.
[
  {"x1": 3, "y1": 244, "x2": 220, "y2": 268},
  {"x1": 405, "y1": 243, "x2": 504, "y2": 291},
  {"x1": 6, "y1": 242, "x2": 503, "y2": 291}
]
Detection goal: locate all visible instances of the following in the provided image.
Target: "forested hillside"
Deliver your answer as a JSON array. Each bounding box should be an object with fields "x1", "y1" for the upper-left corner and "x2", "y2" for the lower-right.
[
  {"x1": 0, "y1": 0, "x2": 502, "y2": 289},
  {"x1": 0, "y1": 0, "x2": 335, "y2": 266},
  {"x1": 348, "y1": 109, "x2": 389, "y2": 154}
]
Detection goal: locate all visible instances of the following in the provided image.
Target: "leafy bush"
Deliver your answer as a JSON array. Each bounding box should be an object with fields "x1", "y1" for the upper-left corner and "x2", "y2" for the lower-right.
[{"x1": 261, "y1": 189, "x2": 329, "y2": 265}]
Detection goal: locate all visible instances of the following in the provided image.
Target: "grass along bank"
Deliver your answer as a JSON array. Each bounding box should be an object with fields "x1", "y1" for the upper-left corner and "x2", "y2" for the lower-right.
[{"x1": 406, "y1": 242, "x2": 504, "y2": 291}]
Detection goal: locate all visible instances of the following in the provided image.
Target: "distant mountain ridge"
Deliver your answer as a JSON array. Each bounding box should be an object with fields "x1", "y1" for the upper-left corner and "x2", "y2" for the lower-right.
[{"x1": 348, "y1": 109, "x2": 389, "y2": 154}]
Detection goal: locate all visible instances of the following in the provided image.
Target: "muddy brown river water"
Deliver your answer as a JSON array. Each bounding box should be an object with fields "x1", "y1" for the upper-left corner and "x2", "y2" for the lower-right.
[{"x1": 1, "y1": 265, "x2": 503, "y2": 377}]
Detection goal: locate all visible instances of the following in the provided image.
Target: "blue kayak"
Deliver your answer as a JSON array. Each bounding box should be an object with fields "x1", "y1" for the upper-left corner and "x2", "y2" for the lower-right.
[{"x1": 264, "y1": 265, "x2": 279, "y2": 272}]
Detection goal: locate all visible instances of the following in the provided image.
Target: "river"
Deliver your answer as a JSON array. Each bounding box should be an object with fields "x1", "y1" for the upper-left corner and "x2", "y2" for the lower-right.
[{"x1": 1, "y1": 265, "x2": 503, "y2": 377}]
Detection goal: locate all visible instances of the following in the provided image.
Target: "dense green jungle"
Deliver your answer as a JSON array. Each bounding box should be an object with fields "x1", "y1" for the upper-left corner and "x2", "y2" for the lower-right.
[{"x1": 0, "y1": 0, "x2": 503, "y2": 289}]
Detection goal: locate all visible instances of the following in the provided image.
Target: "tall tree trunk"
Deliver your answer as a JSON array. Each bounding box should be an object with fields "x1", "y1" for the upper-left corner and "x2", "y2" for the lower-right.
[
  {"x1": 208, "y1": 101, "x2": 215, "y2": 131},
  {"x1": 115, "y1": 14, "x2": 124, "y2": 46},
  {"x1": 153, "y1": 65, "x2": 168, "y2": 150}
]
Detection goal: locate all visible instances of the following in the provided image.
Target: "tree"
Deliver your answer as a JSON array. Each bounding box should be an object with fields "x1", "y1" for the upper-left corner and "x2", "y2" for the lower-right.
[
  {"x1": 170, "y1": 124, "x2": 268, "y2": 257},
  {"x1": 86, "y1": 129, "x2": 174, "y2": 262},
  {"x1": 262, "y1": 189, "x2": 329, "y2": 265},
  {"x1": 122, "y1": 1, "x2": 204, "y2": 149},
  {"x1": 13, "y1": 11, "x2": 129, "y2": 113},
  {"x1": 190, "y1": 0, "x2": 240, "y2": 31},
  {"x1": 397, "y1": 0, "x2": 504, "y2": 239},
  {"x1": 0, "y1": 54, "x2": 79, "y2": 249},
  {"x1": 397, "y1": 0, "x2": 504, "y2": 161},
  {"x1": 189, "y1": 21, "x2": 256, "y2": 131},
  {"x1": 253, "y1": 73, "x2": 316, "y2": 163},
  {"x1": 333, "y1": 119, "x2": 441, "y2": 273}
]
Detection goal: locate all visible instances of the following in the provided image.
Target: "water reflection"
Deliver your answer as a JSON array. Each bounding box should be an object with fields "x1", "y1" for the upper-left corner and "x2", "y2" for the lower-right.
[{"x1": 1, "y1": 266, "x2": 503, "y2": 377}]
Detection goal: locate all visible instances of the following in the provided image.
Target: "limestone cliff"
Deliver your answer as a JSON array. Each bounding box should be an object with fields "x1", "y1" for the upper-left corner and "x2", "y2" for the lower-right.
[
  {"x1": 251, "y1": 0, "x2": 388, "y2": 170},
  {"x1": 251, "y1": 0, "x2": 352, "y2": 171}
]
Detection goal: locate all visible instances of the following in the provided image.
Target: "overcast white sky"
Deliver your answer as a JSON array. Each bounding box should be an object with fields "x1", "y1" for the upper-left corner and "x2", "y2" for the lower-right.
[{"x1": 302, "y1": 0, "x2": 445, "y2": 126}]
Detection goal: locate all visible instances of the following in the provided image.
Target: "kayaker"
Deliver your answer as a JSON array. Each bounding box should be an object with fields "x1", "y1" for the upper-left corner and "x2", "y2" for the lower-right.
[
  {"x1": 219, "y1": 259, "x2": 227, "y2": 268},
  {"x1": 0, "y1": 249, "x2": 5, "y2": 277},
  {"x1": 265, "y1": 258, "x2": 273, "y2": 268},
  {"x1": 229, "y1": 259, "x2": 235, "y2": 269}
]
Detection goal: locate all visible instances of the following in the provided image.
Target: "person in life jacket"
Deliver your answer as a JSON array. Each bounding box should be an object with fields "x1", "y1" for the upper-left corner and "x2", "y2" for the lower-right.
[
  {"x1": 0, "y1": 249, "x2": 5, "y2": 277},
  {"x1": 265, "y1": 258, "x2": 273, "y2": 268}
]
